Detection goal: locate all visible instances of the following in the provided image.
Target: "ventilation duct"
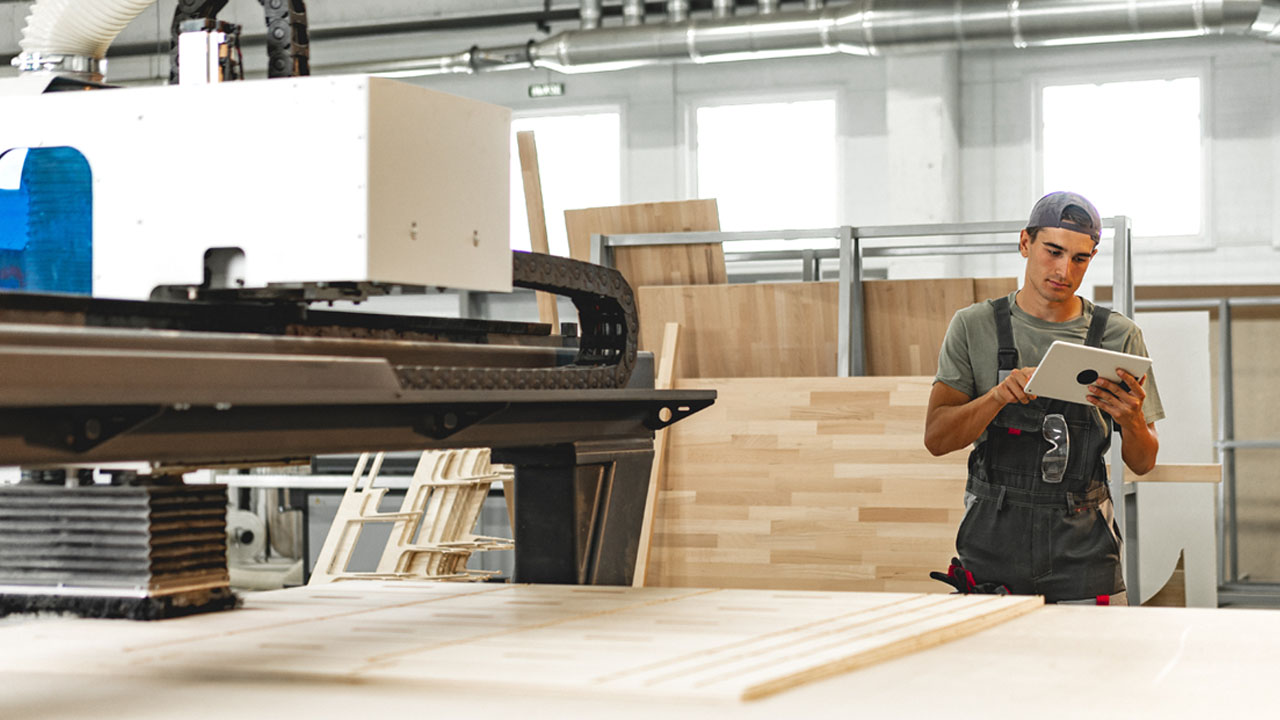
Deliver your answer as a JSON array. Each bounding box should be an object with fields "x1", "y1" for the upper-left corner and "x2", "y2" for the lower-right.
[
  {"x1": 12, "y1": 0, "x2": 157, "y2": 83},
  {"x1": 399, "y1": 0, "x2": 1280, "y2": 76}
]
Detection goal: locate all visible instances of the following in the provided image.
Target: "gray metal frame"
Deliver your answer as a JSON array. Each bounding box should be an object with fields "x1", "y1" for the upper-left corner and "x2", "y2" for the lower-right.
[
  {"x1": 1132, "y1": 295, "x2": 1280, "y2": 606},
  {"x1": 592, "y1": 218, "x2": 1140, "y2": 593}
]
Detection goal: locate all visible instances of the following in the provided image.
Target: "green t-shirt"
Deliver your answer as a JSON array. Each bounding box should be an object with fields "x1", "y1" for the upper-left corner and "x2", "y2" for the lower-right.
[{"x1": 935, "y1": 290, "x2": 1165, "y2": 441}]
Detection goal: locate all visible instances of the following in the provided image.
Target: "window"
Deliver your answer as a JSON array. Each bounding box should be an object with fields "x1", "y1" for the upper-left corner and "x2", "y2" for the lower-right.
[
  {"x1": 693, "y1": 98, "x2": 837, "y2": 246},
  {"x1": 509, "y1": 112, "x2": 621, "y2": 257},
  {"x1": 1041, "y1": 76, "x2": 1202, "y2": 238}
]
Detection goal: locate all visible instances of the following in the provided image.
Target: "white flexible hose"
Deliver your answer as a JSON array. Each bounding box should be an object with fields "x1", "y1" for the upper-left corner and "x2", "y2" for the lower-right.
[{"x1": 18, "y1": 0, "x2": 158, "y2": 59}]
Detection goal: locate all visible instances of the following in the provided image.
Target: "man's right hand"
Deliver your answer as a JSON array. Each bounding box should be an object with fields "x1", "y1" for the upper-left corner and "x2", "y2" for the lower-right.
[{"x1": 990, "y1": 366, "x2": 1038, "y2": 406}]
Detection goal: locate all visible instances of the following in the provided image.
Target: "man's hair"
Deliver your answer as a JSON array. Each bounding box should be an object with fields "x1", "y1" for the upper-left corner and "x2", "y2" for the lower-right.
[{"x1": 1026, "y1": 203, "x2": 1097, "y2": 244}]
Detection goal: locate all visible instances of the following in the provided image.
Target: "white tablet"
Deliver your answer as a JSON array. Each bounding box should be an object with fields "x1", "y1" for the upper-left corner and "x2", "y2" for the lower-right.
[{"x1": 1023, "y1": 341, "x2": 1152, "y2": 406}]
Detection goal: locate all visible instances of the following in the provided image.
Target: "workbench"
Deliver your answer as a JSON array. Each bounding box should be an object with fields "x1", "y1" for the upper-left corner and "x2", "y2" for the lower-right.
[{"x1": 1, "y1": 582, "x2": 1276, "y2": 718}]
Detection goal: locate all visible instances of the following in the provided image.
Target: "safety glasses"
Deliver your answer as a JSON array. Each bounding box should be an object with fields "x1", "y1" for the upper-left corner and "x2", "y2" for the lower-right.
[{"x1": 1041, "y1": 413, "x2": 1069, "y2": 484}]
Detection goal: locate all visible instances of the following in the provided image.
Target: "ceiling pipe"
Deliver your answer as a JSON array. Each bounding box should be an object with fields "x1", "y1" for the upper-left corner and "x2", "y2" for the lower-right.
[
  {"x1": 757, "y1": 0, "x2": 780, "y2": 15},
  {"x1": 580, "y1": 0, "x2": 602, "y2": 30},
  {"x1": 622, "y1": 0, "x2": 645, "y2": 27},
  {"x1": 804, "y1": 0, "x2": 825, "y2": 10},
  {"x1": 712, "y1": 0, "x2": 737, "y2": 19},
  {"x1": 668, "y1": 0, "x2": 690, "y2": 24}
]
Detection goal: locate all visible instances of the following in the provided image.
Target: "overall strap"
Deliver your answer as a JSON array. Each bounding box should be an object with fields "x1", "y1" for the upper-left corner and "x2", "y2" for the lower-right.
[
  {"x1": 1085, "y1": 304, "x2": 1111, "y2": 348},
  {"x1": 993, "y1": 296, "x2": 1018, "y2": 383}
]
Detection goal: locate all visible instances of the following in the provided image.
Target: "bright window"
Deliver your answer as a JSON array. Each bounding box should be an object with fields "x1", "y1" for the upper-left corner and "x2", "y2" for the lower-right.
[
  {"x1": 694, "y1": 98, "x2": 837, "y2": 245},
  {"x1": 1042, "y1": 77, "x2": 1201, "y2": 238},
  {"x1": 509, "y1": 112, "x2": 621, "y2": 257}
]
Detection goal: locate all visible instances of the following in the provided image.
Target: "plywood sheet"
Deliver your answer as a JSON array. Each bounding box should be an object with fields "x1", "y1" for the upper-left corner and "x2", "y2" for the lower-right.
[
  {"x1": 638, "y1": 278, "x2": 1017, "y2": 378},
  {"x1": 864, "y1": 278, "x2": 980, "y2": 376},
  {"x1": 650, "y1": 376, "x2": 970, "y2": 592},
  {"x1": 0, "y1": 582, "x2": 1040, "y2": 702},
  {"x1": 564, "y1": 200, "x2": 725, "y2": 287},
  {"x1": 638, "y1": 283, "x2": 838, "y2": 378}
]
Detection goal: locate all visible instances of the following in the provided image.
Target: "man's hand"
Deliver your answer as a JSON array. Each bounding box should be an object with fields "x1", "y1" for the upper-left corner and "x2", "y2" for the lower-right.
[
  {"x1": 1086, "y1": 368, "x2": 1146, "y2": 430},
  {"x1": 990, "y1": 366, "x2": 1038, "y2": 406},
  {"x1": 1088, "y1": 368, "x2": 1160, "y2": 475}
]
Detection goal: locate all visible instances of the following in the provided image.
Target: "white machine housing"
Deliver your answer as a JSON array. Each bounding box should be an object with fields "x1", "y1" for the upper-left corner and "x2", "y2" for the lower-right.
[{"x1": 0, "y1": 75, "x2": 512, "y2": 299}]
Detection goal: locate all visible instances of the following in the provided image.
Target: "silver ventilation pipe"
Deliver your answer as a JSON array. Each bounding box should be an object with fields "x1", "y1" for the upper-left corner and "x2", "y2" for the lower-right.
[
  {"x1": 623, "y1": 0, "x2": 646, "y2": 27},
  {"x1": 804, "y1": 0, "x2": 825, "y2": 10},
  {"x1": 712, "y1": 0, "x2": 737, "y2": 19},
  {"x1": 668, "y1": 0, "x2": 691, "y2": 24},
  {"x1": 758, "y1": 0, "x2": 780, "y2": 15},
  {"x1": 12, "y1": 0, "x2": 158, "y2": 83},
  {"x1": 580, "y1": 0, "x2": 603, "y2": 30},
  {"x1": 377, "y1": 0, "x2": 1280, "y2": 77}
]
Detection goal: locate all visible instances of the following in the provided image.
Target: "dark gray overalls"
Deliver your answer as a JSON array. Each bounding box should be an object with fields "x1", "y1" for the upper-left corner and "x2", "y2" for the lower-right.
[{"x1": 954, "y1": 296, "x2": 1125, "y2": 603}]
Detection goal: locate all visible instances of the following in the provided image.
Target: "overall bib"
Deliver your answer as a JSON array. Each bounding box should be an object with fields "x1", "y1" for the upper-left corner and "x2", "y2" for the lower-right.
[{"x1": 954, "y1": 297, "x2": 1125, "y2": 603}]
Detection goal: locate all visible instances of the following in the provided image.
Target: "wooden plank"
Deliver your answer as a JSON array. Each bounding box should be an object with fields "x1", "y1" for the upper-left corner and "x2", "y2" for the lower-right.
[
  {"x1": 563, "y1": 200, "x2": 725, "y2": 288},
  {"x1": 1124, "y1": 463, "x2": 1222, "y2": 484},
  {"x1": 0, "y1": 582, "x2": 1041, "y2": 702},
  {"x1": 516, "y1": 131, "x2": 560, "y2": 329},
  {"x1": 972, "y1": 277, "x2": 1018, "y2": 303},
  {"x1": 633, "y1": 322, "x2": 680, "y2": 587}
]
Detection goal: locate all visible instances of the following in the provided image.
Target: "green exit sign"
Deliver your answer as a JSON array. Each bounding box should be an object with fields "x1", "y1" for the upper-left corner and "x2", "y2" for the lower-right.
[{"x1": 528, "y1": 82, "x2": 566, "y2": 98}]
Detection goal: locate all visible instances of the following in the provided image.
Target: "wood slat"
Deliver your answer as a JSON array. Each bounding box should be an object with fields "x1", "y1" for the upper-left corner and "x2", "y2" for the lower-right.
[{"x1": 515, "y1": 131, "x2": 559, "y2": 329}]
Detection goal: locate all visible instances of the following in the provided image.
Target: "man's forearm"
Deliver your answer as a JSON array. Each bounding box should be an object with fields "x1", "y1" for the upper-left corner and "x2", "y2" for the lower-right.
[
  {"x1": 1120, "y1": 420, "x2": 1159, "y2": 475},
  {"x1": 924, "y1": 390, "x2": 1005, "y2": 456}
]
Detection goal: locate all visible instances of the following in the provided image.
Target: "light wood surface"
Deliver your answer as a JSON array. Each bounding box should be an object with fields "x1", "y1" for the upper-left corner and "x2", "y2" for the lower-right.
[
  {"x1": 634, "y1": 322, "x2": 680, "y2": 587},
  {"x1": 516, "y1": 131, "x2": 560, "y2": 328},
  {"x1": 0, "y1": 582, "x2": 1039, "y2": 702},
  {"x1": 865, "y1": 278, "x2": 1017, "y2": 376},
  {"x1": 637, "y1": 278, "x2": 1017, "y2": 378},
  {"x1": 638, "y1": 282, "x2": 839, "y2": 377},
  {"x1": 563, "y1": 199, "x2": 726, "y2": 287},
  {"x1": 649, "y1": 376, "x2": 968, "y2": 592},
  {"x1": 5, "y1": 602, "x2": 1279, "y2": 719},
  {"x1": 1124, "y1": 463, "x2": 1222, "y2": 484}
]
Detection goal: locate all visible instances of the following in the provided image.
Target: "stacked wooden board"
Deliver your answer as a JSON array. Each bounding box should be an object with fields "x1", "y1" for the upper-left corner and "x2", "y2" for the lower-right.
[
  {"x1": 637, "y1": 277, "x2": 1018, "y2": 378},
  {"x1": 0, "y1": 581, "x2": 1041, "y2": 701},
  {"x1": 648, "y1": 376, "x2": 968, "y2": 592}
]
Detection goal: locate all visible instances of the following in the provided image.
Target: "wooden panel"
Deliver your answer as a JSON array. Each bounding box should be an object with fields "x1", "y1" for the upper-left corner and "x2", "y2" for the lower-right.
[
  {"x1": 638, "y1": 278, "x2": 1017, "y2": 378},
  {"x1": 638, "y1": 283, "x2": 838, "y2": 378},
  {"x1": 515, "y1": 131, "x2": 559, "y2": 328},
  {"x1": 0, "y1": 581, "x2": 1040, "y2": 702},
  {"x1": 563, "y1": 200, "x2": 725, "y2": 287},
  {"x1": 634, "y1": 322, "x2": 680, "y2": 587},
  {"x1": 650, "y1": 376, "x2": 969, "y2": 592},
  {"x1": 972, "y1": 277, "x2": 1019, "y2": 304},
  {"x1": 864, "y1": 278, "x2": 978, "y2": 376}
]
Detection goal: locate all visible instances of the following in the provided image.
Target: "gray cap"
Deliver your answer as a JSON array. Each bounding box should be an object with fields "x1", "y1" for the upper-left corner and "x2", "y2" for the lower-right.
[{"x1": 1027, "y1": 191, "x2": 1102, "y2": 242}]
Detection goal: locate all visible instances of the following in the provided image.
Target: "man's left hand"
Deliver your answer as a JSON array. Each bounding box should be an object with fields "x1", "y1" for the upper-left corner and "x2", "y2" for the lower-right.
[{"x1": 1086, "y1": 368, "x2": 1147, "y2": 430}]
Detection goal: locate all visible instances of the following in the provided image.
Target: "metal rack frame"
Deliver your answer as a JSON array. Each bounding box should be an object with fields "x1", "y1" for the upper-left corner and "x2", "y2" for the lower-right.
[
  {"x1": 1132, "y1": 295, "x2": 1280, "y2": 606},
  {"x1": 592, "y1": 218, "x2": 1141, "y2": 593}
]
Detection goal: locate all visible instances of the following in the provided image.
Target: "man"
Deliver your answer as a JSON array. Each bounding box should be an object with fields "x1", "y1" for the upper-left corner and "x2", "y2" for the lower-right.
[{"x1": 923, "y1": 191, "x2": 1163, "y2": 605}]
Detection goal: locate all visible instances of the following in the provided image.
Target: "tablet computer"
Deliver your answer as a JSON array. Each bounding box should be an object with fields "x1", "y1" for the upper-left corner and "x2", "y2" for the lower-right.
[{"x1": 1023, "y1": 340, "x2": 1152, "y2": 406}]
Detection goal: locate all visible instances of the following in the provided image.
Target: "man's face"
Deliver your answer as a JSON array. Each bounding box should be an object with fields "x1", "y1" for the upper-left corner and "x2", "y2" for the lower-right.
[{"x1": 1019, "y1": 227, "x2": 1098, "y2": 304}]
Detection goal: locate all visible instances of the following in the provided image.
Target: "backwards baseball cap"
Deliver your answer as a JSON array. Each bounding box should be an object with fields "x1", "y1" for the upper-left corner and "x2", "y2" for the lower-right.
[{"x1": 1027, "y1": 191, "x2": 1102, "y2": 243}]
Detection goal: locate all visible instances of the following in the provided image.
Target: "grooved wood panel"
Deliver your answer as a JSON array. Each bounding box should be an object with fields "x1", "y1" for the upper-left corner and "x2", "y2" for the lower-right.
[
  {"x1": 564, "y1": 200, "x2": 725, "y2": 287},
  {"x1": 0, "y1": 581, "x2": 1040, "y2": 702},
  {"x1": 638, "y1": 278, "x2": 1018, "y2": 378},
  {"x1": 650, "y1": 376, "x2": 969, "y2": 592}
]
